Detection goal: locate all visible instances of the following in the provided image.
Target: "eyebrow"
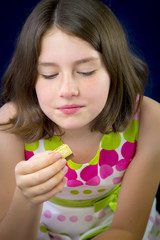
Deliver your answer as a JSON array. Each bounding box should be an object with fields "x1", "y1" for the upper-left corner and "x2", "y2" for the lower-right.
[{"x1": 38, "y1": 57, "x2": 100, "y2": 67}]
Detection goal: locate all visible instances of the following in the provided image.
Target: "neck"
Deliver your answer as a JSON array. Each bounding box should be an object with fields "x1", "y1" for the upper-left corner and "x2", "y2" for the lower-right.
[
  {"x1": 56, "y1": 125, "x2": 101, "y2": 142},
  {"x1": 59, "y1": 127, "x2": 103, "y2": 153},
  {"x1": 56, "y1": 127, "x2": 103, "y2": 164}
]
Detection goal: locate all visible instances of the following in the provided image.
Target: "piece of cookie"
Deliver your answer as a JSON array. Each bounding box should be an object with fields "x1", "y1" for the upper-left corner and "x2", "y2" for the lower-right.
[{"x1": 55, "y1": 144, "x2": 73, "y2": 160}]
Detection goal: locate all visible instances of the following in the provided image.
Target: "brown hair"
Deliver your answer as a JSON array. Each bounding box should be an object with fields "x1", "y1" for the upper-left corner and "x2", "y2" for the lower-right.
[{"x1": 0, "y1": 0, "x2": 148, "y2": 142}]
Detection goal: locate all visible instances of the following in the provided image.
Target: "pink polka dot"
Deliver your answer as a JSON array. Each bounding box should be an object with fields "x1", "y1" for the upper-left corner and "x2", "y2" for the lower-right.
[
  {"x1": 113, "y1": 176, "x2": 123, "y2": 185},
  {"x1": 44, "y1": 210, "x2": 52, "y2": 218},
  {"x1": 67, "y1": 180, "x2": 83, "y2": 187},
  {"x1": 100, "y1": 165, "x2": 113, "y2": 179},
  {"x1": 48, "y1": 233, "x2": 54, "y2": 239},
  {"x1": 98, "y1": 210, "x2": 106, "y2": 219},
  {"x1": 80, "y1": 165, "x2": 98, "y2": 182},
  {"x1": 69, "y1": 216, "x2": 78, "y2": 222},
  {"x1": 85, "y1": 215, "x2": 93, "y2": 222},
  {"x1": 121, "y1": 142, "x2": 136, "y2": 159},
  {"x1": 99, "y1": 149, "x2": 118, "y2": 167},
  {"x1": 65, "y1": 166, "x2": 77, "y2": 180},
  {"x1": 55, "y1": 236, "x2": 62, "y2": 240},
  {"x1": 115, "y1": 159, "x2": 130, "y2": 171},
  {"x1": 25, "y1": 150, "x2": 34, "y2": 160},
  {"x1": 57, "y1": 215, "x2": 66, "y2": 222},
  {"x1": 149, "y1": 216, "x2": 154, "y2": 223},
  {"x1": 147, "y1": 235, "x2": 151, "y2": 240},
  {"x1": 156, "y1": 218, "x2": 160, "y2": 225},
  {"x1": 133, "y1": 111, "x2": 139, "y2": 120},
  {"x1": 86, "y1": 176, "x2": 100, "y2": 186}
]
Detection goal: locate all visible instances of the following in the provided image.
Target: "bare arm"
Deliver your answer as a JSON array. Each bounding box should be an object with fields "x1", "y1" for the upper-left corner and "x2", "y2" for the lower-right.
[
  {"x1": 0, "y1": 132, "x2": 41, "y2": 240},
  {"x1": 93, "y1": 97, "x2": 160, "y2": 240},
  {"x1": 0, "y1": 131, "x2": 68, "y2": 240}
]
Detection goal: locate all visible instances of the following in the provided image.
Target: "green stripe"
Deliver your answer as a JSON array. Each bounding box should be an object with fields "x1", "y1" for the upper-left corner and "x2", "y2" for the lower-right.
[
  {"x1": 156, "y1": 230, "x2": 160, "y2": 237},
  {"x1": 81, "y1": 225, "x2": 110, "y2": 240},
  {"x1": 49, "y1": 184, "x2": 121, "y2": 212}
]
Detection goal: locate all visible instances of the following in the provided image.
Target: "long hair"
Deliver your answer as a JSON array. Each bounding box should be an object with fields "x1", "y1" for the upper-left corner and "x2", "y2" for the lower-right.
[{"x1": 0, "y1": 0, "x2": 148, "y2": 142}]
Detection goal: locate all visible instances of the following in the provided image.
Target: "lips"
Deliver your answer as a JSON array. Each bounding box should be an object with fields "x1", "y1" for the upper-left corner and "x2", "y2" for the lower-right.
[{"x1": 58, "y1": 104, "x2": 84, "y2": 115}]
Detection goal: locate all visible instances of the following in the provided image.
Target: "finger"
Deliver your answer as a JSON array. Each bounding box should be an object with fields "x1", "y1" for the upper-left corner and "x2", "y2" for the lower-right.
[
  {"x1": 25, "y1": 166, "x2": 68, "y2": 197},
  {"x1": 21, "y1": 158, "x2": 67, "y2": 188},
  {"x1": 16, "y1": 151, "x2": 61, "y2": 175},
  {"x1": 31, "y1": 177, "x2": 68, "y2": 204}
]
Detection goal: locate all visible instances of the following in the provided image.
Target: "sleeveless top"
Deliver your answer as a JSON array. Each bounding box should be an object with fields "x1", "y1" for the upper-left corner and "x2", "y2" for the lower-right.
[{"x1": 24, "y1": 112, "x2": 160, "y2": 240}]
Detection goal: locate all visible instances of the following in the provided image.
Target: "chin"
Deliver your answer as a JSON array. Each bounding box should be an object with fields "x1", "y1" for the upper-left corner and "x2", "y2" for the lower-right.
[
  {"x1": 60, "y1": 124, "x2": 82, "y2": 130},
  {"x1": 58, "y1": 121, "x2": 89, "y2": 131}
]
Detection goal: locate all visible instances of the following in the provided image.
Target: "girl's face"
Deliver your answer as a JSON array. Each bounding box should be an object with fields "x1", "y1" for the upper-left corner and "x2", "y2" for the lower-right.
[{"x1": 36, "y1": 28, "x2": 110, "y2": 131}]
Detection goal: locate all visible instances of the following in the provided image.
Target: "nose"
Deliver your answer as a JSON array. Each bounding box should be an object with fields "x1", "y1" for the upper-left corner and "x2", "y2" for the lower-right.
[{"x1": 59, "y1": 73, "x2": 79, "y2": 98}]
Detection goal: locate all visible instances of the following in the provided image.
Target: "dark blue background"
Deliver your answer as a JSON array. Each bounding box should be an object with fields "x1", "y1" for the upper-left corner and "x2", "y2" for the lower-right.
[
  {"x1": 0, "y1": 0, "x2": 159, "y2": 102},
  {"x1": 0, "y1": 0, "x2": 159, "y2": 210}
]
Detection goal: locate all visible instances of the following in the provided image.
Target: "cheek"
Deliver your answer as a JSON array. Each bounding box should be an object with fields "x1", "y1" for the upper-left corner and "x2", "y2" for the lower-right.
[
  {"x1": 86, "y1": 77, "x2": 110, "y2": 102},
  {"x1": 95, "y1": 79, "x2": 110, "y2": 110},
  {"x1": 35, "y1": 82, "x2": 51, "y2": 106}
]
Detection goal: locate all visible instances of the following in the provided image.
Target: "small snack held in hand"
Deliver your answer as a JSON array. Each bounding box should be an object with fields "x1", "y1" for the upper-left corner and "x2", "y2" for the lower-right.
[{"x1": 55, "y1": 144, "x2": 73, "y2": 160}]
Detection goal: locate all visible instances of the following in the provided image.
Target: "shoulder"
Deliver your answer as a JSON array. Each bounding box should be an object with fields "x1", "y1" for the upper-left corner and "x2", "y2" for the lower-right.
[
  {"x1": 0, "y1": 102, "x2": 17, "y2": 124},
  {"x1": 137, "y1": 96, "x2": 160, "y2": 162},
  {"x1": 140, "y1": 96, "x2": 160, "y2": 123}
]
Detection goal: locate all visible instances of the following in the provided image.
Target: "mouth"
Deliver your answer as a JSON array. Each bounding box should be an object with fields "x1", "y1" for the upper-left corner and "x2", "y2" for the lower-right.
[{"x1": 57, "y1": 104, "x2": 84, "y2": 115}]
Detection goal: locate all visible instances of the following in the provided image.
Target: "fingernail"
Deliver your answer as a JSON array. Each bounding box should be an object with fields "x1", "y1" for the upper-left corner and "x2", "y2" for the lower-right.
[
  {"x1": 54, "y1": 152, "x2": 61, "y2": 159},
  {"x1": 63, "y1": 177, "x2": 68, "y2": 184},
  {"x1": 61, "y1": 158, "x2": 67, "y2": 166},
  {"x1": 62, "y1": 166, "x2": 68, "y2": 173}
]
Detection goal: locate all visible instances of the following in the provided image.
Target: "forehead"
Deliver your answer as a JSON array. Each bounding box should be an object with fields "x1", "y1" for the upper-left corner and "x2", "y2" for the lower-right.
[{"x1": 39, "y1": 28, "x2": 101, "y2": 63}]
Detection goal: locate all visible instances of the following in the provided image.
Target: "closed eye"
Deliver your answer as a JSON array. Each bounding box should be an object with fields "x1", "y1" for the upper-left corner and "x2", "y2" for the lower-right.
[
  {"x1": 41, "y1": 73, "x2": 59, "y2": 79},
  {"x1": 77, "y1": 70, "x2": 95, "y2": 76}
]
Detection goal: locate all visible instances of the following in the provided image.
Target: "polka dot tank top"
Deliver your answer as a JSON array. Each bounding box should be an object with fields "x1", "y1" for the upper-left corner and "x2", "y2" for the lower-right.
[{"x1": 24, "y1": 111, "x2": 160, "y2": 240}]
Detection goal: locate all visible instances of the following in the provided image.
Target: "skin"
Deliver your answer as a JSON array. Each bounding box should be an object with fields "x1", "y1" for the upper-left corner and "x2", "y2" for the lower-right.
[
  {"x1": 0, "y1": 132, "x2": 68, "y2": 240},
  {"x1": 0, "y1": 102, "x2": 17, "y2": 130},
  {"x1": 36, "y1": 28, "x2": 110, "y2": 131},
  {"x1": 94, "y1": 97, "x2": 160, "y2": 239},
  {"x1": 0, "y1": 29, "x2": 160, "y2": 240}
]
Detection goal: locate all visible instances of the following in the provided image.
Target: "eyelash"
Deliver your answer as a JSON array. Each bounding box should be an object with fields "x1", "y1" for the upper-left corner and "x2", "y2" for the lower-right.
[
  {"x1": 42, "y1": 74, "x2": 58, "y2": 79},
  {"x1": 77, "y1": 70, "x2": 95, "y2": 76},
  {"x1": 41, "y1": 71, "x2": 95, "y2": 79}
]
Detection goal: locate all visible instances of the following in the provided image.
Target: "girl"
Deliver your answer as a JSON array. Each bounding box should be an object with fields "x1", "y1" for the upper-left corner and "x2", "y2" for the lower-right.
[{"x1": 0, "y1": 0, "x2": 160, "y2": 239}]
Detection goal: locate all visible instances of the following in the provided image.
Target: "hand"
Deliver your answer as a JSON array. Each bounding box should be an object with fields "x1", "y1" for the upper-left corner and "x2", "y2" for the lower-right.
[
  {"x1": 15, "y1": 151, "x2": 68, "y2": 205},
  {"x1": 0, "y1": 102, "x2": 17, "y2": 129}
]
